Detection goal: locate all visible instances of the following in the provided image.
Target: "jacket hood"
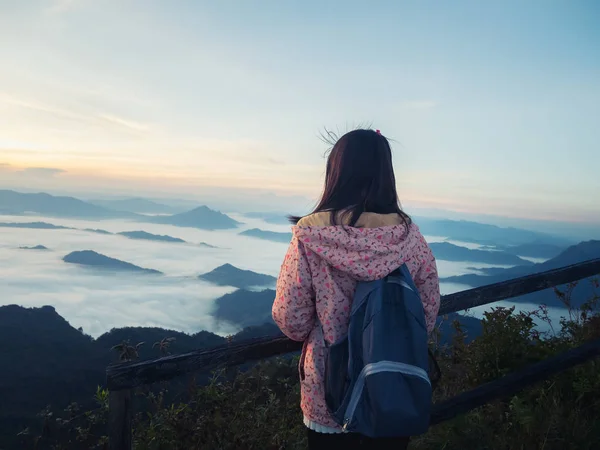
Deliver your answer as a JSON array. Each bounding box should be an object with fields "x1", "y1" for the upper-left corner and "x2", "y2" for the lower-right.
[{"x1": 293, "y1": 212, "x2": 420, "y2": 281}]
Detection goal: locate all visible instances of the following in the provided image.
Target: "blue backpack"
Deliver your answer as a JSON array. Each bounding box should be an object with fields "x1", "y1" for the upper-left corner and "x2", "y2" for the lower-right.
[{"x1": 324, "y1": 264, "x2": 433, "y2": 438}]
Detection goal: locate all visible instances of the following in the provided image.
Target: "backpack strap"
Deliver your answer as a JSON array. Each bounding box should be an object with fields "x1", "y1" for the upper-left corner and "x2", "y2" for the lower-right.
[
  {"x1": 389, "y1": 264, "x2": 443, "y2": 390},
  {"x1": 351, "y1": 279, "x2": 384, "y2": 314}
]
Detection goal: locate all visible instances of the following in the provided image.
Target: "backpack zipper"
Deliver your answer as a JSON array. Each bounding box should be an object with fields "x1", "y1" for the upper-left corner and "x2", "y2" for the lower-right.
[{"x1": 342, "y1": 361, "x2": 430, "y2": 431}]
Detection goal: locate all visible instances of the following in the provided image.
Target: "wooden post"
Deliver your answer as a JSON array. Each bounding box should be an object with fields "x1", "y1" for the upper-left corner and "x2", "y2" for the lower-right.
[{"x1": 109, "y1": 389, "x2": 132, "y2": 450}]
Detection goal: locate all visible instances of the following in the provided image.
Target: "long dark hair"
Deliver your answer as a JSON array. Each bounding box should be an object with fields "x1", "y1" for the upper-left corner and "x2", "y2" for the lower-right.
[{"x1": 290, "y1": 129, "x2": 411, "y2": 229}]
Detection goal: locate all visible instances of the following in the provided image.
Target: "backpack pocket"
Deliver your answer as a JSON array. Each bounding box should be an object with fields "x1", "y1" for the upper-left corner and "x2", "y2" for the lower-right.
[
  {"x1": 324, "y1": 337, "x2": 351, "y2": 415},
  {"x1": 342, "y1": 361, "x2": 432, "y2": 438}
]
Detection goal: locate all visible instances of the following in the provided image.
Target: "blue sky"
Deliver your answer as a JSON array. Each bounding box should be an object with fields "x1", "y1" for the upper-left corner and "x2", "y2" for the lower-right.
[{"x1": 0, "y1": 0, "x2": 599, "y2": 223}]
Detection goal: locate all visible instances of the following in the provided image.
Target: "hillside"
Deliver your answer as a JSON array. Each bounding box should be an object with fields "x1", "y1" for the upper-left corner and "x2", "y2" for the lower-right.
[
  {"x1": 0, "y1": 190, "x2": 131, "y2": 219},
  {"x1": 239, "y1": 228, "x2": 293, "y2": 243},
  {"x1": 213, "y1": 289, "x2": 277, "y2": 328},
  {"x1": 430, "y1": 242, "x2": 533, "y2": 265},
  {"x1": 117, "y1": 230, "x2": 186, "y2": 243},
  {"x1": 149, "y1": 206, "x2": 240, "y2": 230},
  {"x1": 0, "y1": 305, "x2": 100, "y2": 431},
  {"x1": 0, "y1": 304, "x2": 283, "y2": 449},
  {"x1": 63, "y1": 250, "x2": 162, "y2": 274},
  {"x1": 442, "y1": 240, "x2": 600, "y2": 308},
  {"x1": 199, "y1": 264, "x2": 277, "y2": 289},
  {"x1": 415, "y1": 217, "x2": 571, "y2": 247}
]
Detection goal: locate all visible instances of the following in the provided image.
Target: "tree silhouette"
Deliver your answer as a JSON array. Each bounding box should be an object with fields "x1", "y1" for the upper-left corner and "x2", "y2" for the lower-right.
[
  {"x1": 153, "y1": 337, "x2": 176, "y2": 356},
  {"x1": 111, "y1": 340, "x2": 144, "y2": 361}
]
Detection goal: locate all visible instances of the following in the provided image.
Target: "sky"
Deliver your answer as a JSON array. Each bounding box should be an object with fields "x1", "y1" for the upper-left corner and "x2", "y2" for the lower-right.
[{"x1": 0, "y1": 0, "x2": 599, "y2": 223}]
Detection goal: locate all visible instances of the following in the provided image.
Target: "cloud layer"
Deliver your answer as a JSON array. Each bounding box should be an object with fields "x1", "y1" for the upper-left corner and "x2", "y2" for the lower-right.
[
  {"x1": 0, "y1": 214, "x2": 293, "y2": 337},
  {"x1": 1, "y1": 210, "x2": 527, "y2": 338}
]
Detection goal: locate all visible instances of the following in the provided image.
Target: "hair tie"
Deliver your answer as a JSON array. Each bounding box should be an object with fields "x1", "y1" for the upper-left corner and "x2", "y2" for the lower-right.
[{"x1": 376, "y1": 129, "x2": 381, "y2": 134}]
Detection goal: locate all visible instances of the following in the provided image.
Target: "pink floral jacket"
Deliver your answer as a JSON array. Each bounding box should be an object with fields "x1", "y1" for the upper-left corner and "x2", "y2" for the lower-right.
[{"x1": 272, "y1": 212, "x2": 440, "y2": 430}]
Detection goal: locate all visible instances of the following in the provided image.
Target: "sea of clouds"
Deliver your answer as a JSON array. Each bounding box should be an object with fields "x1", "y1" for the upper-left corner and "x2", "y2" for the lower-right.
[{"x1": 0, "y1": 213, "x2": 565, "y2": 337}]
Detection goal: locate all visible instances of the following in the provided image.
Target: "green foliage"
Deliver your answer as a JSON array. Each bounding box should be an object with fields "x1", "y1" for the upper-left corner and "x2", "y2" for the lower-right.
[
  {"x1": 131, "y1": 359, "x2": 305, "y2": 450},
  {"x1": 20, "y1": 282, "x2": 600, "y2": 450}
]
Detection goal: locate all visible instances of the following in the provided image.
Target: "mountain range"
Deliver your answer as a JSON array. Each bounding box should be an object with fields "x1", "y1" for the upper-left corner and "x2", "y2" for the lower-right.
[
  {"x1": 414, "y1": 216, "x2": 572, "y2": 247},
  {"x1": 0, "y1": 190, "x2": 128, "y2": 219},
  {"x1": 117, "y1": 230, "x2": 186, "y2": 243},
  {"x1": 0, "y1": 221, "x2": 70, "y2": 230},
  {"x1": 429, "y1": 242, "x2": 534, "y2": 265},
  {"x1": 2, "y1": 189, "x2": 584, "y2": 249},
  {"x1": 443, "y1": 240, "x2": 600, "y2": 309},
  {"x1": 0, "y1": 190, "x2": 241, "y2": 230},
  {"x1": 89, "y1": 197, "x2": 180, "y2": 215}
]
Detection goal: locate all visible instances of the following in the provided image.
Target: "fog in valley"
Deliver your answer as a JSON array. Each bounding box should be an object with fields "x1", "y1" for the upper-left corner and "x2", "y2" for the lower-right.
[{"x1": 1, "y1": 208, "x2": 571, "y2": 338}]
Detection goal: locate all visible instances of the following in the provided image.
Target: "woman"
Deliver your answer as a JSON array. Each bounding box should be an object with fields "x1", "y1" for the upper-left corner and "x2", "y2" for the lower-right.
[{"x1": 272, "y1": 129, "x2": 441, "y2": 449}]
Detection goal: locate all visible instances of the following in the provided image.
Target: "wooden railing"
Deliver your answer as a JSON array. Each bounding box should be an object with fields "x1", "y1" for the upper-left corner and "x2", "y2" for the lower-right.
[{"x1": 106, "y1": 258, "x2": 600, "y2": 450}]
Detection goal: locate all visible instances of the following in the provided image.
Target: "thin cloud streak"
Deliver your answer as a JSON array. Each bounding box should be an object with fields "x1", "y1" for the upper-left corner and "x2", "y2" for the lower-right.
[
  {"x1": 19, "y1": 167, "x2": 66, "y2": 177},
  {"x1": 97, "y1": 114, "x2": 151, "y2": 132},
  {"x1": 0, "y1": 92, "x2": 154, "y2": 136}
]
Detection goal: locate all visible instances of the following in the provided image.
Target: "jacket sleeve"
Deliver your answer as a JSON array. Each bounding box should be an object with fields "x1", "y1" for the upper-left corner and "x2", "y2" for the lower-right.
[
  {"x1": 414, "y1": 237, "x2": 441, "y2": 334},
  {"x1": 272, "y1": 237, "x2": 316, "y2": 341}
]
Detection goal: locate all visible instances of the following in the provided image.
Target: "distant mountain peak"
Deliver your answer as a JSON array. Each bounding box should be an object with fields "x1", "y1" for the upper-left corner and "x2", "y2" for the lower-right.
[
  {"x1": 19, "y1": 245, "x2": 49, "y2": 250},
  {"x1": 198, "y1": 264, "x2": 276, "y2": 289},
  {"x1": 63, "y1": 250, "x2": 162, "y2": 275},
  {"x1": 149, "y1": 205, "x2": 240, "y2": 230}
]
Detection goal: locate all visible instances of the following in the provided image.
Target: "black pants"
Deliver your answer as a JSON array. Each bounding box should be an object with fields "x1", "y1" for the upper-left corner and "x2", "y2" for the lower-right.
[{"x1": 307, "y1": 429, "x2": 410, "y2": 450}]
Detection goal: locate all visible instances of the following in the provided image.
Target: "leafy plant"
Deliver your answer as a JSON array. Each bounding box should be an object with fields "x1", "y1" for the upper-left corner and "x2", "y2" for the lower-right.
[{"x1": 21, "y1": 287, "x2": 600, "y2": 450}]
